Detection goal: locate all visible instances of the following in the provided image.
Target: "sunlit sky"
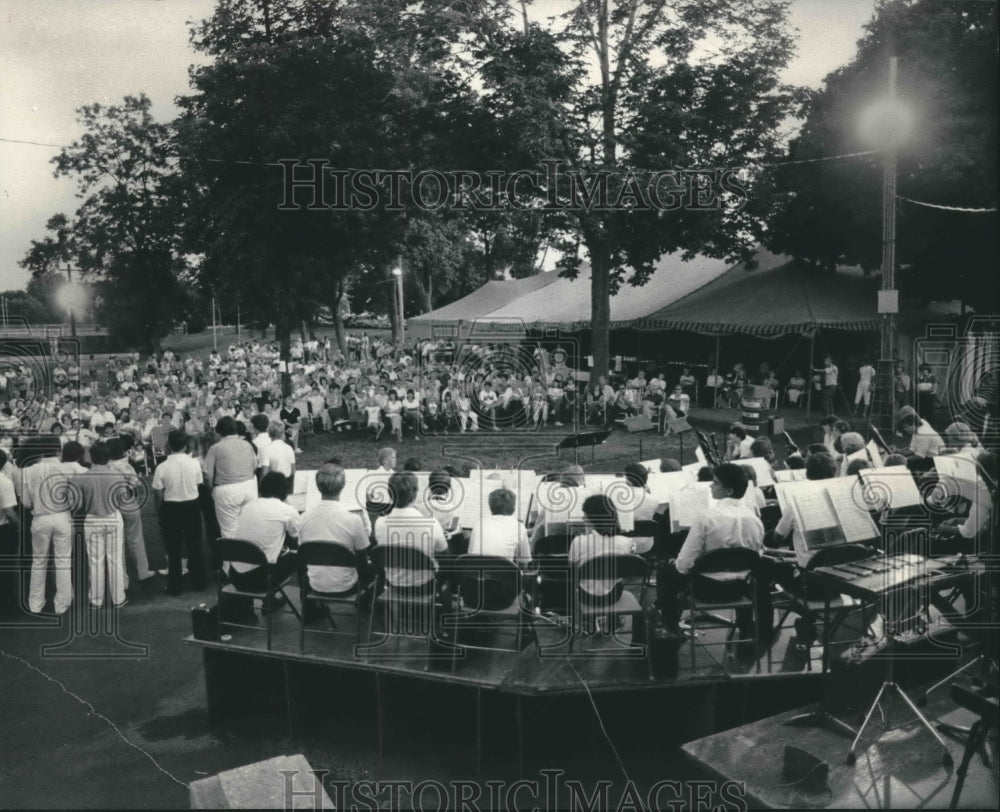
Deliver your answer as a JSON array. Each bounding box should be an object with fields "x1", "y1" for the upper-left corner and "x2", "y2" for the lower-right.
[{"x1": 0, "y1": 0, "x2": 879, "y2": 290}]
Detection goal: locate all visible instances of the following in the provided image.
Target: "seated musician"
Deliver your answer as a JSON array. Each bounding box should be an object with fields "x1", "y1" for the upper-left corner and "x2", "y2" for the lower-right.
[
  {"x1": 726, "y1": 423, "x2": 754, "y2": 460},
  {"x1": 530, "y1": 464, "x2": 586, "y2": 546},
  {"x1": 373, "y1": 471, "x2": 448, "y2": 589},
  {"x1": 837, "y1": 431, "x2": 867, "y2": 476},
  {"x1": 228, "y1": 472, "x2": 302, "y2": 617},
  {"x1": 299, "y1": 464, "x2": 373, "y2": 621},
  {"x1": 569, "y1": 494, "x2": 636, "y2": 605},
  {"x1": 467, "y1": 487, "x2": 531, "y2": 567},
  {"x1": 621, "y1": 462, "x2": 665, "y2": 554},
  {"x1": 786, "y1": 370, "x2": 806, "y2": 405},
  {"x1": 943, "y1": 422, "x2": 983, "y2": 463},
  {"x1": 659, "y1": 457, "x2": 682, "y2": 473},
  {"x1": 770, "y1": 453, "x2": 838, "y2": 648},
  {"x1": 654, "y1": 464, "x2": 765, "y2": 635},
  {"x1": 933, "y1": 450, "x2": 996, "y2": 556},
  {"x1": 895, "y1": 405, "x2": 944, "y2": 457}
]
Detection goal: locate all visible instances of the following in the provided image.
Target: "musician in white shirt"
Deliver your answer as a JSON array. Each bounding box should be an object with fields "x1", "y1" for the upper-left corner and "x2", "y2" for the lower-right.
[
  {"x1": 467, "y1": 488, "x2": 531, "y2": 566},
  {"x1": 655, "y1": 464, "x2": 764, "y2": 632},
  {"x1": 855, "y1": 360, "x2": 876, "y2": 415},
  {"x1": 896, "y1": 405, "x2": 944, "y2": 457}
]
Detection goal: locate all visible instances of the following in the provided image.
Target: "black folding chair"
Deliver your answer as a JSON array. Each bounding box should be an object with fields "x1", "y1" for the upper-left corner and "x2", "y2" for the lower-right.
[
  {"x1": 216, "y1": 538, "x2": 301, "y2": 650},
  {"x1": 364, "y1": 544, "x2": 440, "y2": 665},
  {"x1": 296, "y1": 541, "x2": 367, "y2": 653}
]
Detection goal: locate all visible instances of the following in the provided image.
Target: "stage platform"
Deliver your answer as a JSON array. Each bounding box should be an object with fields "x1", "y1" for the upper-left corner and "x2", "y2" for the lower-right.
[
  {"x1": 682, "y1": 686, "x2": 998, "y2": 809},
  {"x1": 184, "y1": 586, "x2": 984, "y2": 775}
]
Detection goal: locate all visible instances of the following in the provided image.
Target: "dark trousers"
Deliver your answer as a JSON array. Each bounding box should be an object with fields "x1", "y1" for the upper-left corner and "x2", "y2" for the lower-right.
[
  {"x1": 226, "y1": 553, "x2": 298, "y2": 617},
  {"x1": 161, "y1": 500, "x2": 206, "y2": 594},
  {"x1": 0, "y1": 524, "x2": 20, "y2": 610}
]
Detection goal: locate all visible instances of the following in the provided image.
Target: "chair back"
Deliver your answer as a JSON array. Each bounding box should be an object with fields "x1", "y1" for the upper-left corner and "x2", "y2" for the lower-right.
[
  {"x1": 534, "y1": 533, "x2": 571, "y2": 557},
  {"x1": 297, "y1": 540, "x2": 359, "y2": 569},
  {"x1": 453, "y1": 555, "x2": 521, "y2": 611},
  {"x1": 689, "y1": 546, "x2": 760, "y2": 603},
  {"x1": 216, "y1": 538, "x2": 268, "y2": 568},
  {"x1": 575, "y1": 552, "x2": 649, "y2": 585},
  {"x1": 369, "y1": 543, "x2": 437, "y2": 586}
]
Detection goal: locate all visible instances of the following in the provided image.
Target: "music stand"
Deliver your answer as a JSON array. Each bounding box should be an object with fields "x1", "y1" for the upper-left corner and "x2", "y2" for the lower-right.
[
  {"x1": 556, "y1": 429, "x2": 613, "y2": 465},
  {"x1": 844, "y1": 586, "x2": 954, "y2": 768},
  {"x1": 665, "y1": 418, "x2": 694, "y2": 466}
]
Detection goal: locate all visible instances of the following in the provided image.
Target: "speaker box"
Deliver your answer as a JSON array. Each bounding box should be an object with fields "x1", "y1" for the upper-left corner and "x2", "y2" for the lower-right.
[{"x1": 192, "y1": 603, "x2": 219, "y2": 642}]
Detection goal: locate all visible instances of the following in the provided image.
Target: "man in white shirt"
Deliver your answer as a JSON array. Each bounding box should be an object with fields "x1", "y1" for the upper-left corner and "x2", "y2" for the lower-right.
[
  {"x1": 152, "y1": 429, "x2": 206, "y2": 595},
  {"x1": 249, "y1": 413, "x2": 271, "y2": 466},
  {"x1": 259, "y1": 422, "x2": 296, "y2": 484},
  {"x1": 467, "y1": 488, "x2": 530, "y2": 565},
  {"x1": 228, "y1": 472, "x2": 301, "y2": 614},
  {"x1": 479, "y1": 381, "x2": 500, "y2": 430},
  {"x1": 374, "y1": 471, "x2": 447, "y2": 588},
  {"x1": 300, "y1": 464, "x2": 371, "y2": 606},
  {"x1": 22, "y1": 436, "x2": 75, "y2": 614},
  {"x1": 855, "y1": 360, "x2": 876, "y2": 416},
  {"x1": 815, "y1": 356, "x2": 839, "y2": 416},
  {"x1": 727, "y1": 423, "x2": 755, "y2": 460},
  {"x1": 655, "y1": 464, "x2": 764, "y2": 633}
]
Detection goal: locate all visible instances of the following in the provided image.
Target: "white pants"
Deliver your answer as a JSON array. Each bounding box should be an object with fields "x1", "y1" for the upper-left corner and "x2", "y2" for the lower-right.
[
  {"x1": 213, "y1": 479, "x2": 258, "y2": 540},
  {"x1": 459, "y1": 411, "x2": 478, "y2": 431},
  {"x1": 855, "y1": 381, "x2": 872, "y2": 405},
  {"x1": 29, "y1": 512, "x2": 73, "y2": 613},
  {"x1": 122, "y1": 508, "x2": 150, "y2": 581},
  {"x1": 85, "y1": 513, "x2": 125, "y2": 607}
]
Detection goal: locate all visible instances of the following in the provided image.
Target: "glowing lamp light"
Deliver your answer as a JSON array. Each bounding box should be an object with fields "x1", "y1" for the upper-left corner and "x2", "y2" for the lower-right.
[
  {"x1": 391, "y1": 266, "x2": 403, "y2": 277},
  {"x1": 57, "y1": 281, "x2": 87, "y2": 315},
  {"x1": 859, "y1": 97, "x2": 914, "y2": 151}
]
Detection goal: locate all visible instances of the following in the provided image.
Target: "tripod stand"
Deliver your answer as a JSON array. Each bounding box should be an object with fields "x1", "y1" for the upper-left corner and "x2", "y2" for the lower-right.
[{"x1": 845, "y1": 587, "x2": 953, "y2": 768}]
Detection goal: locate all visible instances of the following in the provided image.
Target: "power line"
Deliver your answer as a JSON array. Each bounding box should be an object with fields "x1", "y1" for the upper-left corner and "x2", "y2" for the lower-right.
[{"x1": 896, "y1": 194, "x2": 997, "y2": 213}]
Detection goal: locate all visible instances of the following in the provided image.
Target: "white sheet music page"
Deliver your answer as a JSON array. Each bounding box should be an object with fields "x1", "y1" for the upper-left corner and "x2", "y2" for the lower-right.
[
  {"x1": 671, "y1": 483, "x2": 713, "y2": 530},
  {"x1": 858, "y1": 468, "x2": 922, "y2": 510},
  {"x1": 825, "y1": 477, "x2": 878, "y2": 542},
  {"x1": 788, "y1": 483, "x2": 838, "y2": 532}
]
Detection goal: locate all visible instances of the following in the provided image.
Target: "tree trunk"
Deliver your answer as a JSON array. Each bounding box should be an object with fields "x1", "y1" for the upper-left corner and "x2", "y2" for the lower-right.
[
  {"x1": 331, "y1": 277, "x2": 347, "y2": 354},
  {"x1": 275, "y1": 314, "x2": 292, "y2": 397},
  {"x1": 589, "y1": 252, "x2": 611, "y2": 382},
  {"x1": 388, "y1": 275, "x2": 402, "y2": 346}
]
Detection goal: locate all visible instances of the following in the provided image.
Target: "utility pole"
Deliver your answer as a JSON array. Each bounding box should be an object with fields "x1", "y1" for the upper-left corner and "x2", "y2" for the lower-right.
[
  {"x1": 66, "y1": 263, "x2": 77, "y2": 338},
  {"x1": 872, "y1": 56, "x2": 900, "y2": 434},
  {"x1": 212, "y1": 294, "x2": 218, "y2": 351}
]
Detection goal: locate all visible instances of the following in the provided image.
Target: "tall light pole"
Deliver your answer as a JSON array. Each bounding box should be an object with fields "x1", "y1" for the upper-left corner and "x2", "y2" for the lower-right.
[
  {"x1": 392, "y1": 264, "x2": 404, "y2": 349},
  {"x1": 211, "y1": 293, "x2": 218, "y2": 352},
  {"x1": 65, "y1": 263, "x2": 77, "y2": 338}
]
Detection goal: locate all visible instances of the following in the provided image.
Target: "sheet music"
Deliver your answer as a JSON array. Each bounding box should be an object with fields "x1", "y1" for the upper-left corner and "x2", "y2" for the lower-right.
[
  {"x1": 453, "y1": 479, "x2": 488, "y2": 531},
  {"x1": 682, "y1": 461, "x2": 704, "y2": 477},
  {"x1": 858, "y1": 468, "x2": 922, "y2": 510},
  {"x1": 788, "y1": 484, "x2": 838, "y2": 532},
  {"x1": 824, "y1": 477, "x2": 878, "y2": 542},
  {"x1": 671, "y1": 483, "x2": 713, "y2": 530},
  {"x1": 646, "y1": 471, "x2": 694, "y2": 506},
  {"x1": 774, "y1": 469, "x2": 806, "y2": 483},
  {"x1": 866, "y1": 440, "x2": 884, "y2": 469},
  {"x1": 932, "y1": 454, "x2": 981, "y2": 502},
  {"x1": 738, "y1": 457, "x2": 775, "y2": 486},
  {"x1": 870, "y1": 425, "x2": 892, "y2": 453},
  {"x1": 292, "y1": 470, "x2": 313, "y2": 495}
]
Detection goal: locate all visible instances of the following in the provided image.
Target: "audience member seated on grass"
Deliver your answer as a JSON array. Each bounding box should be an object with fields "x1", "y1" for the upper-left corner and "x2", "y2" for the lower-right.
[
  {"x1": 373, "y1": 471, "x2": 448, "y2": 590},
  {"x1": 228, "y1": 472, "x2": 302, "y2": 618},
  {"x1": 299, "y1": 463, "x2": 372, "y2": 622},
  {"x1": 467, "y1": 487, "x2": 531, "y2": 566},
  {"x1": 654, "y1": 463, "x2": 765, "y2": 637}
]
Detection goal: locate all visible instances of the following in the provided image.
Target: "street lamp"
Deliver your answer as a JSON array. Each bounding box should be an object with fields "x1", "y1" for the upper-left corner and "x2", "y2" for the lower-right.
[{"x1": 56, "y1": 264, "x2": 86, "y2": 338}]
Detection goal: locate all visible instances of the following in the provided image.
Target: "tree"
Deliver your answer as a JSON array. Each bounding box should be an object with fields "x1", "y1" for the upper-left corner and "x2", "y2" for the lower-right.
[
  {"x1": 766, "y1": 0, "x2": 998, "y2": 309},
  {"x1": 36, "y1": 95, "x2": 188, "y2": 352},
  {"x1": 479, "y1": 0, "x2": 799, "y2": 379}
]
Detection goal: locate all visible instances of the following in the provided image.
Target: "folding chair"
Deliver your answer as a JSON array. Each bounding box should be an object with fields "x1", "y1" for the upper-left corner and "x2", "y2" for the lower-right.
[
  {"x1": 568, "y1": 553, "x2": 652, "y2": 670},
  {"x1": 364, "y1": 544, "x2": 440, "y2": 665},
  {"x1": 296, "y1": 541, "x2": 366, "y2": 653},
  {"x1": 684, "y1": 547, "x2": 763, "y2": 675},
  {"x1": 529, "y1": 533, "x2": 573, "y2": 615},
  {"x1": 443, "y1": 555, "x2": 538, "y2": 672},
  {"x1": 216, "y1": 538, "x2": 301, "y2": 651}
]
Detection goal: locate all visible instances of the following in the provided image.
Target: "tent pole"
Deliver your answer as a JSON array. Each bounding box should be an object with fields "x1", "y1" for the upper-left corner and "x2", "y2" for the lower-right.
[
  {"x1": 713, "y1": 335, "x2": 721, "y2": 410},
  {"x1": 806, "y1": 330, "x2": 816, "y2": 418}
]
